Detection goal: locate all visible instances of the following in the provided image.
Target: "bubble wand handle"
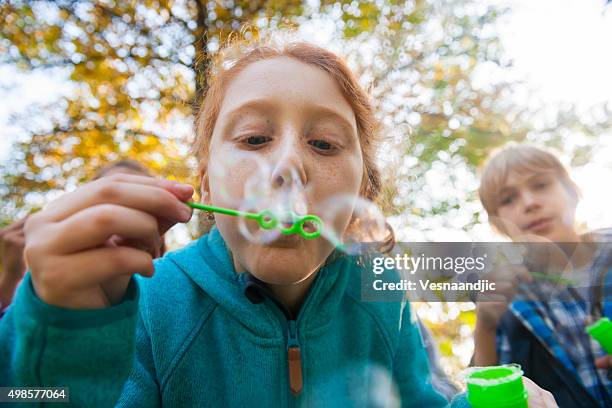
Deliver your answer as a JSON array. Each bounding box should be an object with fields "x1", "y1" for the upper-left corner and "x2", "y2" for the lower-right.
[
  {"x1": 186, "y1": 201, "x2": 254, "y2": 219},
  {"x1": 185, "y1": 202, "x2": 322, "y2": 240}
]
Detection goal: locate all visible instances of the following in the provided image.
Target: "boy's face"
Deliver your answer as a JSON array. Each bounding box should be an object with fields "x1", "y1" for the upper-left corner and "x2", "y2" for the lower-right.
[
  {"x1": 495, "y1": 170, "x2": 578, "y2": 241},
  {"x1": 203, "y1": 57, "x2": 363, "y2": 285}
]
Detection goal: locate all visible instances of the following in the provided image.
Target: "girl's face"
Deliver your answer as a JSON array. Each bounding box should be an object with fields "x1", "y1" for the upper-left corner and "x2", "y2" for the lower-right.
[
  {"x1": 203, "y1": 57, "x2": 363, "y2": 284},
  {"x1": 495, "y1": 170, "x2": 578, "y2": 242}
]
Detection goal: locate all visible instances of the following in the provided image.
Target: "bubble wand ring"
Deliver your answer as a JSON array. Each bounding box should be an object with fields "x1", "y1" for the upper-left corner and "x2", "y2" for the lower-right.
[{"x1": 186, "y1": 202, "x2": 323, "y2": 240}]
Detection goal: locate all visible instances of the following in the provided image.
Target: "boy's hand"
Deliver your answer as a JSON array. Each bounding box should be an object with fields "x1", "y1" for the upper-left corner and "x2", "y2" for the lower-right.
[
  {"x1": 475, "y1": 264, "x2": 533, "y2": 330},
  {"x1": 595, "y1": 355, "x2": 612, "y2": 369},
  {"x1": 523, "y1": 377, "x2": 558, "y2": 407},
  {"x1": 24, "y1": 174, "x2": 193, "y2": 309}
]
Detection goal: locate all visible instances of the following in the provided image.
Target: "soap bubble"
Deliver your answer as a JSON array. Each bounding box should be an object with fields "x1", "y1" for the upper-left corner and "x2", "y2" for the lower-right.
[
  {"x1": 237, "y1": 165, "x2": 316, "y2": 243},
  {"x1": 208, "y1": 153, "x2": 272, "y2": 208},
  {"x1": 243, "y1": 158, "x2": 274, "y2": 204},
  {"x1": 318, "y1": 194, "x2": 387, "y2": 254},
  {"x1": 237, "y1": 198, "x2": 282, "y2": 244},
  {"x1": 219, "y1": 164, "x2": 387, "y2": 247}
]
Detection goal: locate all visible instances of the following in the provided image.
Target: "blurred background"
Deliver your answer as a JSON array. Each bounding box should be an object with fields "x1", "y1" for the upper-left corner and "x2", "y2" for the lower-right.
[{"x1": 1, "y1": 0, "x2": 611, "y2": 387}]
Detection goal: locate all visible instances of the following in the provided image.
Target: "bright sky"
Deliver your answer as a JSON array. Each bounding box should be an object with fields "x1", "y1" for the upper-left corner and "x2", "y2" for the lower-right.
[
  {"x1": 498, "y1": 0, "x2": 612, "y2": 109},
  {"x1": 1, "y1": 0, "x2": 611, "y2": 231}
]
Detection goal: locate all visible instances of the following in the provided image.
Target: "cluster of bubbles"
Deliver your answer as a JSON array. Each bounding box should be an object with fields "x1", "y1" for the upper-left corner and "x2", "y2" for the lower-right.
[{"x1": 207, "y1": 154, "x2": 389, "y2": 254}]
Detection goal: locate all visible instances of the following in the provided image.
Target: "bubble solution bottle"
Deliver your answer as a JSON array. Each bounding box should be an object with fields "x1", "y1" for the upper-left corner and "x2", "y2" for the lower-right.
[
  {"x1": 586, "y1": 317, "x2": 612, "y2": 354},
  {"x1": 465, "y1": 364, "x2": 528, "y2": 408}
]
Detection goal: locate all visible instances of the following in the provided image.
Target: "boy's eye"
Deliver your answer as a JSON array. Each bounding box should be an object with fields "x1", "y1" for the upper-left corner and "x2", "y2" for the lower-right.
[
  {"x1": 245, "y1": 135, "x2": 270, "y2": 145},
  {"x1": 534, "y1": 181, "x2": 549, "y2": 190},
  {"x1": 500, "y1": 194, "x2": 515, "y2": 206},
  {"x1": 308, "y1": 139, "x2": 334, "y2": 151}
]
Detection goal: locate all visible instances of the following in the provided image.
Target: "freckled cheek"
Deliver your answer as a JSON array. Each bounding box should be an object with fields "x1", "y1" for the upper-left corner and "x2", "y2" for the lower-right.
[{"x1": 311, "y1": 156, "x2": 362, "y2": 190}]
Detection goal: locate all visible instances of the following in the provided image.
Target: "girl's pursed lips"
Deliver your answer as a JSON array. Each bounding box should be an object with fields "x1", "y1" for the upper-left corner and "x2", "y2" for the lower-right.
[{"x1": 265, "y1": 233, "x2": 302, "y2": 248}]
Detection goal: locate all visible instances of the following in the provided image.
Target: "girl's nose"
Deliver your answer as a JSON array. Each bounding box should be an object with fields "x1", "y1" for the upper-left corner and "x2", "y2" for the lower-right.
[
  {"x1": 271, "y1": 159, "x2": 307, "y2": 191},
  {"x1": 270, "y1": 142, "x2": 307, "y2": 191}
]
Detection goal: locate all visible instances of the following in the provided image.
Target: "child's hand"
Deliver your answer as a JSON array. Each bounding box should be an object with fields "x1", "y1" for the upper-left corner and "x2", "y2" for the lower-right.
[
  {"x1": 523, "y1": 376, "x2": 558, "y2": 407},
  {"x1": 595, "y1": 355, "x2": 612, "y2": 369},
  {"x1": 475, "y1": 264, "x2": 533, "y2": 330},
  {"x1": 0, "y1": 216, "x2": 28, "y2": 280},
  {"x1": 23, "y1": 174, "x2": 193, "y2": 309},
  {"x1": 0, "y1": 216, "x2": 28, "y2": 306}
]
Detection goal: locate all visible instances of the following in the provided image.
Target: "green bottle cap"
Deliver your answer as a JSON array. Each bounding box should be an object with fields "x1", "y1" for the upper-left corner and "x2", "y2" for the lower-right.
[
  {"x1": 586, "y1": 317, "x2": 612, "y2": 354},
  {"x1": 465, "y1": 364, "x2": 528, "y2": 408}
]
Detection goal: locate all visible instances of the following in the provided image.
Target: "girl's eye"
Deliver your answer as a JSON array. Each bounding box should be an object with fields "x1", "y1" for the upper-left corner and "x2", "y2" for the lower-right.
[
  {"x1": 534, "y1": 181, "x2": 549, "y2": 190},
  {"x1": 308, "y1": 139, "x2": 334, "y2": 151},
  {"x1": 245, "y1": 135, "x2": 270, "y2": 146}
]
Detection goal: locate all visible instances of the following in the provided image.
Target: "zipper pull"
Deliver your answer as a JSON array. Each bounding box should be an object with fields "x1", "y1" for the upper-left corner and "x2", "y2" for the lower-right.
[{"x1": 287, "y1": 320, "x2": 303, "y2": 396}]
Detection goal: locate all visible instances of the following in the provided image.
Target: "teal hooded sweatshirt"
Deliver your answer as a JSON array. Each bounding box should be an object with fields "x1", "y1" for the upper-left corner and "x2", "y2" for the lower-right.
[{"x1": 0, "y1": 228, "x2": 469, "y2": 407}]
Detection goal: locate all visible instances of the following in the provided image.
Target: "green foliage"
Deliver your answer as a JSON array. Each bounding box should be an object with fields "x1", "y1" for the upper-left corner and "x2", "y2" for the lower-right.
[
  {"x1": 0, "y1": 0, "x2": 306, "y2": 208},
  {"x1": 0, "y1": 0, "x2": 419, "y2": 213}
]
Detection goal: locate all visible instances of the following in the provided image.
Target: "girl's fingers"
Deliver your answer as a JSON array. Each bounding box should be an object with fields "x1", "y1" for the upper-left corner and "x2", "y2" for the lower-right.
[
  {"x1": 97, "y1": 173, "x2": 195, "y2": 200},
  {"x1": 543, "y1": 391, "x2": 558, "y2": 408},
  {"x1": 524, "y1": 377, "x2": 543, "y2": 408},
  {"x1": 524, "y1": 377, "x2": 558, "y2": 408},
  {"x1": 49, "y1": 204, "x2": 161, "y2": 254},
  {"x1": 41, "y1": 178, "x2": 193, "y2": 225},
  {"x1": 34, "y1": 246, "x2": 154, "y2": 298}
]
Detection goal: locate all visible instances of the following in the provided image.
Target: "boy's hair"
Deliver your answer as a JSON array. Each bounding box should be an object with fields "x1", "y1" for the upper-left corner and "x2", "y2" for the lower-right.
[
  {"x1": 192, "y1": 37, "x2": 394, "y2": 250},
  {"x1": 479, "y1": 143, "x2": 580, "y2": 234},
  {"x1": 92, "y1": 159, "x2": 152, "y2": 180}
]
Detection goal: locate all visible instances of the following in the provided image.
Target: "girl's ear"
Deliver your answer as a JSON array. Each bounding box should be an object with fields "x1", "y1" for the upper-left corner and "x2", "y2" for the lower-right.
[{"x1": 200, "y1": 171, "x2": 211, "y2": 205}]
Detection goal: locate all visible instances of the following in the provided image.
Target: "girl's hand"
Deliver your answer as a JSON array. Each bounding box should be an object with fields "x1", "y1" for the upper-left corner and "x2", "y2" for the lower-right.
[
  {"x1": 523, "y1": 376, "x2": 558, "y2": 407},
  {"x1": 23, "y1": 174, "x2": 193, "y2": 309}
]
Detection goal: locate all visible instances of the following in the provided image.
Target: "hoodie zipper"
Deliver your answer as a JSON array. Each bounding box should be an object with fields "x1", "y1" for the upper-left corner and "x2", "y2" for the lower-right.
[
  {"x1": 269, "y1": 303, "x2": 303, "y2": 397},
  {"x1": 286, "y1": 320, "x2": 303, "y2": 395},
  {"x1": 242, "y1": 273, "x2": 305, "y2": 396},
  {"x1": 242, "y1": 264, "x2": 337, "y2": 398}
]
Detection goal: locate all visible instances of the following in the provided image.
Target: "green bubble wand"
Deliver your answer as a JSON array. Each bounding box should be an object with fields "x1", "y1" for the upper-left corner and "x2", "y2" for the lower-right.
[
  {"x1": 186, "y1": 202, "x2": 323, "y2": 240},
  {"x1": 529, "y1": 271, "x2": 578, "y2": 286}
]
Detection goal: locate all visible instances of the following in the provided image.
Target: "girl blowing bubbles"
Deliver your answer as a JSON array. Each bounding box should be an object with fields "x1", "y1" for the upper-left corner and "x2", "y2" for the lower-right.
[{"x1": 0, "y1": 40, "x2": 552, "y2": 407}]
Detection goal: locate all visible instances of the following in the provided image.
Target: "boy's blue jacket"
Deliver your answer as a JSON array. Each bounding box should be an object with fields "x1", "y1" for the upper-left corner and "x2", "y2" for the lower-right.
[{"x1": 0, "y1": 228, "x2": 468, "y2": 407}]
